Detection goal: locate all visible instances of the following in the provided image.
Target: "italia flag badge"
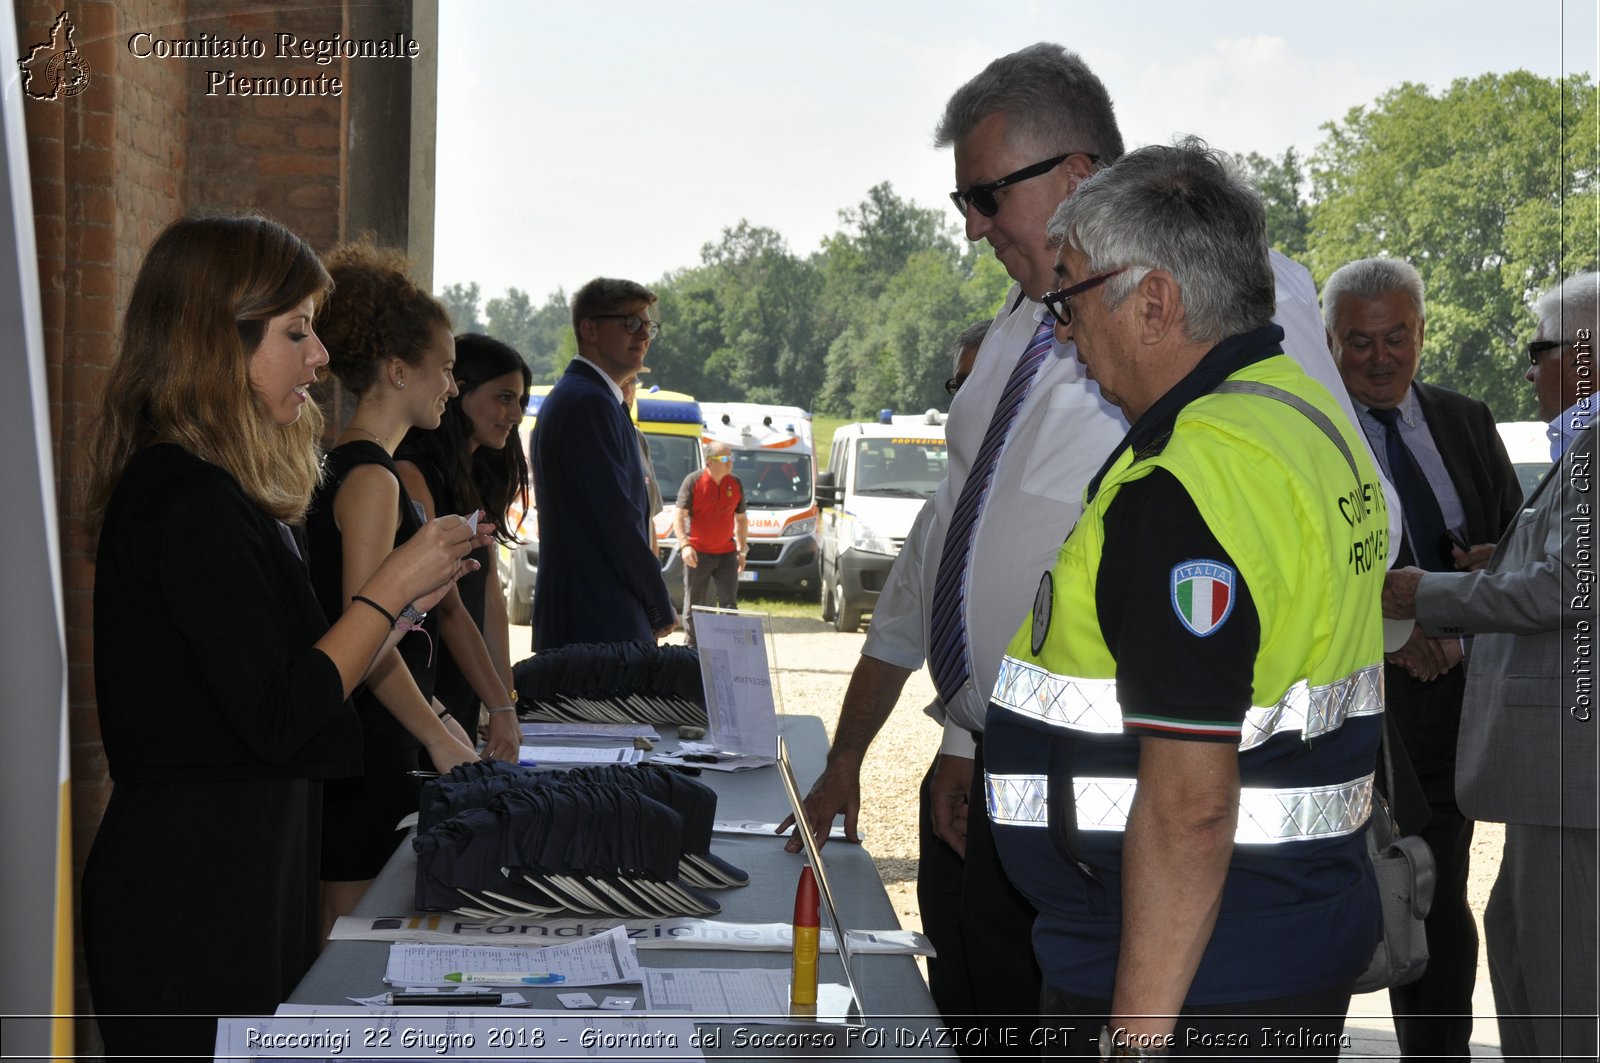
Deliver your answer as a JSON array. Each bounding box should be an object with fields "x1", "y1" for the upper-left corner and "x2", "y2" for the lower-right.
[{"x1": 1170, "y1": 560, "x2": 1236, "y2": 638}]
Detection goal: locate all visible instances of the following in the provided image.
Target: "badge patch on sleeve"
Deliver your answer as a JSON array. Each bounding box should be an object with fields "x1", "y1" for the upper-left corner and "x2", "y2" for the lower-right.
[
  {"x1": 1030, "y1": 570, "x2": 1053, "y2": 655},
  {"x1": 1170, "y1": 561, "x2": 1236, "y2": 637}
]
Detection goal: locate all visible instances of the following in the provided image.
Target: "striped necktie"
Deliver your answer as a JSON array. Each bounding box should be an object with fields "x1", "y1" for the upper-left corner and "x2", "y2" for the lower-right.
[{"x1": 928, "y1": 318, "x2": 1055, "y2": 704}]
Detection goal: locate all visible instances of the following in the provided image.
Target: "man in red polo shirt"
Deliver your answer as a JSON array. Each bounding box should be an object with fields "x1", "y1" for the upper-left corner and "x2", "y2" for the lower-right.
[{"x1": 674, "y1": 441, "x2": 748, "y2": 648}]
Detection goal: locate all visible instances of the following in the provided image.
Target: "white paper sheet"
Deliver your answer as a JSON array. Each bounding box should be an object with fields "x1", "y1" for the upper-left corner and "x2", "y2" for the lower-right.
[
  {"x1": 641, "y1": 968, "x2": 855, "y2": 1024},
  {"x1": 384, "y1": 926, "x2": 640, "y2": 988},
  {"x1": 519, "y1": 722, "x2": 660, "y2": 741},
  {"x1": 713, "y1": 817, "x2": 854, "y2": 840},
  {"x1": 688, "y1": 610, "x2": 779, "y2": 763},
  {"x1": 516, "y1": 744, "x2": 645, "y2": 766},
  {"x1": 332, "y1": 915, "x2": 933, "y2": 956}
]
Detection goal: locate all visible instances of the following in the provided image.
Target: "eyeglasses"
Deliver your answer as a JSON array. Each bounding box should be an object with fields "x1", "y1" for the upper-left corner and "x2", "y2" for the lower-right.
[
  {"x1": 944, "y1": 373, "x2": 969, "y2": 396},
  {"x1": 707, "y1": 455, "x2": 733, "y2": 464},
  {"x1": 1526, "y1": 338, "x2": 1564, "y2": 364},
  {"x1": 592, "y1": 313, "x2": 661, "y2": 339},
  {"x1": 949, "y1": 152, "x2": 1097, "y2": 218},
  {"x1": 1041, "y1": 268, "x2": 1128, "y2": 328}
]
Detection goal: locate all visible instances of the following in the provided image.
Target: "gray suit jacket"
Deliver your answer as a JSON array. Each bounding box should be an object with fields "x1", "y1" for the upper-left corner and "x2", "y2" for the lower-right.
[{"x1": 1415, "y1": 421, "x2": 1597, "y2": 828}]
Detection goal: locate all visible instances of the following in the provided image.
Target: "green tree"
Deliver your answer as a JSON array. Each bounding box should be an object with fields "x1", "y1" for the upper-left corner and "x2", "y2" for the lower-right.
[
  {"x1": 1307, "y1": 71, "x2": 1598, "y2": 419},
  {"x1": 438, "y1": 281, "x2": 484, "y2": 333},
  {"x1": 484, "y1": 287, "x2": 537, "y2": 368},
  {"x1": 1240, "y1": 147, "x2": 1310, "y2": 259}
]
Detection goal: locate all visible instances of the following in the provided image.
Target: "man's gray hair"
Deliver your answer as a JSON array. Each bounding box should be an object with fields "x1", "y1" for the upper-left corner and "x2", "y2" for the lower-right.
[
  {"x1": 934, "y1": 43, "x2": 1124, "y2": 164},
  {"x1": 950, "y1": 321, "x2": 990, "y2": 373},
  {"x1": 1045, "y1": 137, "x2": 1274, "y2": 343},
  {"x1": 1321, "y1": 257, "x2": 1425, "y2": 333},
  {"x1": 1534, "y1": 272, "x2": 1600, "y2": 342}
]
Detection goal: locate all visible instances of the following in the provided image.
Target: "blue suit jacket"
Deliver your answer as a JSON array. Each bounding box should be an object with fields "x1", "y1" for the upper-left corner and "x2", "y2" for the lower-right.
[{"x1": 530, "y1": 359, "x2": 674, "y2": 650}]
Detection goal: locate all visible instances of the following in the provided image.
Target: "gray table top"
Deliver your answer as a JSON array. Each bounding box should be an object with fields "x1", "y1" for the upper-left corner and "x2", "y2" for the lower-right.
[{"x1": 289, "y1": 715, "x2": 950, "y2": 1055}]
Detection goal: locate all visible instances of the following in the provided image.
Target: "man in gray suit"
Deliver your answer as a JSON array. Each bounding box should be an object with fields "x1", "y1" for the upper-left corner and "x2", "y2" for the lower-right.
[
  {"x1": 1384, "y1": 272, "x2": 1597, "y2": 1061},
  {"x1": 1325, "y1": 257, "x2": 1523, "y2": 1060}
]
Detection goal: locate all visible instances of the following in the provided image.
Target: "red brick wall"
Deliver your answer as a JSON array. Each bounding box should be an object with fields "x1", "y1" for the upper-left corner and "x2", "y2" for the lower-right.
[
  {"x1": 183, "y1": 0, "x2": 346, "y2": 249},
  {"x1": 15, "y1": 0, "x2": 358, "y2": 1037}
]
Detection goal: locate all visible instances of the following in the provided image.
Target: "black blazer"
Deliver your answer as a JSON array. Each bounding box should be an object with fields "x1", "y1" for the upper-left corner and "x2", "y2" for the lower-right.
[
  {"x1": 1384, "y1": 381, "x2": 1524, "y2": 798},
  {"x1": 530, "y1": 359, "x2": 674, "y2": 650}
]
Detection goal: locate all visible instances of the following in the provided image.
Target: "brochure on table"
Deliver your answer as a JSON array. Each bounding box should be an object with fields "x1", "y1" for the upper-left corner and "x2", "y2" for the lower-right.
[{"x1": 654, "y1": 608, "x2": 779, "y2": 770}]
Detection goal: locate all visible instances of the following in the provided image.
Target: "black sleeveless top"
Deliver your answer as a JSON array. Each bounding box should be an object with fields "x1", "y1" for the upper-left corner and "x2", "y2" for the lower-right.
[
  {"x1": 305, "y1": 441, "x2": 440, "y2": 710},
  {"x1": 392, "y1": 447, "x2": 492, "y2": 730}
]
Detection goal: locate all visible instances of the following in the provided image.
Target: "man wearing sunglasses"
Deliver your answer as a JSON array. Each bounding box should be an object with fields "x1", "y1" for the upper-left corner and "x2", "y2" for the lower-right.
[
  {"x1": 785, "y1": 44, "x2": 1397, "y2": 1045},
  {"x1": 1322, "y1": 256, "x2": 1522, "y2": 1060},
  {"x1": 529, "y1": 276, "x2": 676, "y2": 651},
  {"x1": 1384, "y1": 274, "x2": 1596, "y2": 1063}
]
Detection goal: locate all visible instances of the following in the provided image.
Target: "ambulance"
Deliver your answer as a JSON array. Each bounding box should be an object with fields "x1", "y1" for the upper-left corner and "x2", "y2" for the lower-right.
[
  {"x1": 676, "y1": 402, "x2": 821, "y2": 601},
  {"x1": 816, "y1": 412, "x2": 949, "y2": 632},
  {"x1": 499, "y1": 384, "x2": 702, "y2": 624}
]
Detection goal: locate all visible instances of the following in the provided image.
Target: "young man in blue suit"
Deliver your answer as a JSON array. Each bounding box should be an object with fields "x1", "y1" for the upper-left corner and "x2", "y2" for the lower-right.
[{"x1": 530, "y1": 277, "x2": 676, "y2": 650}]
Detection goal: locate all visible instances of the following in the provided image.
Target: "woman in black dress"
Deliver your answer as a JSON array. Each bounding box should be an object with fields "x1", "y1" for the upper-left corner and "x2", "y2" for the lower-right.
[
  {"x1": 308, "y1": 245, "x2": 520, "y2": 930},
  {"x1": 396, "y1": 333, "x2": 533, "y2": 755},
  {"x1": 81, "y1": 215, "x2": 485, "y2": 1056}
]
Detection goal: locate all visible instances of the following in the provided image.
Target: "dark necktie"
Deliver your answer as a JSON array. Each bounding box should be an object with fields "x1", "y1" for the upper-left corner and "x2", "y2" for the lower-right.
[
  {"x1": 1370, "y1": 406, "x2": 1450, "y2": 571},
  {"x1": 928, "y1": 318, "x2": 1054, "y2": 704}
]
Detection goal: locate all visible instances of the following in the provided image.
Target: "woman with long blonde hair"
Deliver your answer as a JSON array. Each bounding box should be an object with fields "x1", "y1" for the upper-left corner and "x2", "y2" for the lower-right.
[{"x1": 81, "y1": 215, "x2": 485, "y2": 1055}]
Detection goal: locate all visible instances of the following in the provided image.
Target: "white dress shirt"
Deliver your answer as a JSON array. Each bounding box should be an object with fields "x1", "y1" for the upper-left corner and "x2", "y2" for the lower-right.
[{"x1": 861, "y1": 252, "x2": 1401, "y2": 756}]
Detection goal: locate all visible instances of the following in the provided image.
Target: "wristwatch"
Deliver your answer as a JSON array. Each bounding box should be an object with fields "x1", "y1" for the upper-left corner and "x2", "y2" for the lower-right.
[{"x1": 1099, "y1": 1027, "x2": 1170, "y2": 1060}]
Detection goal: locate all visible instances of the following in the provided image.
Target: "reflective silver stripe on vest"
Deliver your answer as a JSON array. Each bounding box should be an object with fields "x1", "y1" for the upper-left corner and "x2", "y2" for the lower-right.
[
  {"x1": 992, "y1": 657, "x2": 1122, "y2": 733},
  {"x1": 984, "y1": 772, "x2": 1374, "y2": 844},
  {"x1": 993, "y1": 657, "x2": 1384, "y2": 749},
  {"x1": 1239, "y1": 665, "x2": 1384, "y2": 750}
]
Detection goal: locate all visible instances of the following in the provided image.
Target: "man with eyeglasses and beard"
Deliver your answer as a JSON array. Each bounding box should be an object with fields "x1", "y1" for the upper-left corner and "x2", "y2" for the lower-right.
[
  {"x1": 783, "y1": 43, "x2": 1397, "y2": 1049},
  {"x1": 530, "y1": 277, "x2": 676, "y2": 651}
]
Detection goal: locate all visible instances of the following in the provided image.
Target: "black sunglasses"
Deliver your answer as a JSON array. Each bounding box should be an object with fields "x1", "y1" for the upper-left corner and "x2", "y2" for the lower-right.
[
  {"x1": 1041, "y1": 268, "x2": 1128, "y2": 328},
  {"x1": 1526, "y1": 338, "x2": 1564, "y2": 364},
  {"x1": 949, "y1": 152, "x2": 1097, "y2": 218},
  {"x1": 944, "y1": 373, "x2": 968, "y2": 396}
]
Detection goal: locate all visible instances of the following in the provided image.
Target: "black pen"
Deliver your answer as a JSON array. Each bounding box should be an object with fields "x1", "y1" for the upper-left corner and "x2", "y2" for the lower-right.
[{"x1": 384, "y1": 991, "x2": 503, "y2": 1006}]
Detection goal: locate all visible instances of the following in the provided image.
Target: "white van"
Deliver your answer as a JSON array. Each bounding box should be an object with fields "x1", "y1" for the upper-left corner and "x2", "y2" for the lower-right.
[
  {"x1": 817, "y1": 414, "x2": 949, "y2": 632},
  {"x1": 1497, "y1": 420, "x2": 1552, "y2": 496},
  {"x1": 695, "y1": 402, "x2": 821, "y2": 596}
]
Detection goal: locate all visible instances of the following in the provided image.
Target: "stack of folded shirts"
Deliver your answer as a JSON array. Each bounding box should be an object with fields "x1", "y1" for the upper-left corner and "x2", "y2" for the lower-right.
[
  {"x1": 413, "y1": 763, "x2": 746, "y2": 918},
  {"x1": 511, "y1": 641, "x2": 706, "y2": 727}
]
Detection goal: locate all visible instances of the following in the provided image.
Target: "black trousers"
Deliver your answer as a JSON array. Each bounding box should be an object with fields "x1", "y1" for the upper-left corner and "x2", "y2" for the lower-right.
[
  {"x1": 1384, "y1": 664, "x2": 1480, "y2": 1061},
  {"x1": 1039, "y1": 982, "x2": 1354, "y2": 1061},
  {"x1": 1388, "y1": 801, "x2": 1478, "y2": 1060},
  {"x1": 915, "y1": 736, "x2": 1045, "y2": 1057}
]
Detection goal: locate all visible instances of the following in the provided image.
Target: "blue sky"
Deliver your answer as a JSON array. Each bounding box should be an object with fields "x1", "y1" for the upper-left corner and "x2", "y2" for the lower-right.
[{"x1": 433, "y1": 0, "x2": 1597, "y2": 305}]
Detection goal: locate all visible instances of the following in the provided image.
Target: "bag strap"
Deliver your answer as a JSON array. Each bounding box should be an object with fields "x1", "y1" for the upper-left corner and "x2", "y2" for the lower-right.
[{"x1": 1212, "y1": 379, "x2": 1362, "y2": 484}]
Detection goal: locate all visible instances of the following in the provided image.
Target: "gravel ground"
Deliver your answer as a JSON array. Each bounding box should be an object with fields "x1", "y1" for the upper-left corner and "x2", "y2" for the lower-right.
[{"x1": 514, "y1": 615, "x2": 1502, "y2": 992}]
